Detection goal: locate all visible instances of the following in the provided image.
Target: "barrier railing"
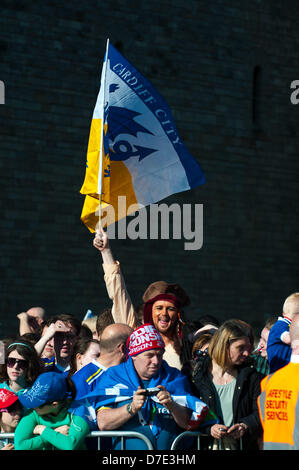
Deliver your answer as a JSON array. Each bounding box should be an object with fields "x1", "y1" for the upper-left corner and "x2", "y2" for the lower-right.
[
  {"x1": 0, "y1": 432, "x2": 14, "y2": 439},
  {"x1": 171, "y1": 431, "x2": 243, "y2": 450},
  {"x1": 87, "y1": 431, "x2": 154, "y2": 450},
  {"x1": 0, "y1": 431, "x2": 242, "y2": 451},
  {"x1": 0, "y1": 431, "x2": 154, "y2": 450},
  {"x1": 170, "y1": 431, "x2": 203, "y2": 450}
]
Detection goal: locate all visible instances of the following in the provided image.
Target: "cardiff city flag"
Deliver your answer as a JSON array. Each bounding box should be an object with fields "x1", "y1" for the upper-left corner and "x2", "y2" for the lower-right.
[{"x1": 80, "y1": 40, "x2": 205, "y2": 232}]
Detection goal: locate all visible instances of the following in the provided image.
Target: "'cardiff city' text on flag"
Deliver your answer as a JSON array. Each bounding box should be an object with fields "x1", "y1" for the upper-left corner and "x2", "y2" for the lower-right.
[{"x1": 80, "y1": 41, "x2": 205, "y2": 232}]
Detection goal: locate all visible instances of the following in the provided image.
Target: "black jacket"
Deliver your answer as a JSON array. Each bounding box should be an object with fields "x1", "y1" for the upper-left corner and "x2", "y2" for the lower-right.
[{"x1": 190, "y1": 354, "x2": 264, "y2": 450}]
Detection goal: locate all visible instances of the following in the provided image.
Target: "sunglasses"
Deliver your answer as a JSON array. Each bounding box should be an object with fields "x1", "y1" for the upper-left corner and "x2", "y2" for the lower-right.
[{"x1": 7, "y1": 357, "x2": 29, "y2": 369}]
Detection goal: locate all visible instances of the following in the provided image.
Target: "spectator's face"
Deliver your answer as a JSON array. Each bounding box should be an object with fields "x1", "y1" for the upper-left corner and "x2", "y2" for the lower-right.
[
  {"x1": 0, "y1": 402, "x2": 22, "y2": 430},
  {"x1": 6, "y1": 351, "x2": 28, "y2": 384},
  {"x1": 227, "y1": 336, "x2": 252, "y2": 366},
  {"x1": 54, "y1": 323, "x2": 77, "y2": 362},
  {"x1": 76, "y1": 342, "x2": 101, "y2": 370},
  {"x1": 35, "y1": 402, "x2": 61, "y2": 416},
  {"x1": 151, "y1": 301, "x2": 178, "y2": 335},
  {"x1": 259, "y1": 327, "x2": 270, "y2": 358},
  {"x1": 132, "y1": 349, "x2": 164, "y2": 380}
]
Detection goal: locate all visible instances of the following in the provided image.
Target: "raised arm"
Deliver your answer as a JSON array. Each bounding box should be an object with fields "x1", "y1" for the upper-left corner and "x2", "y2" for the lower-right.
[
  {"x1": 17, "y1": 312, "x2": 35, "y2": 335},
  {"x1": 93, "y1": 228, "x2": 115, "y2": 264},
  {"x1": 34, "y1": 320, "x2": 71, "y2": 356},
  {"x1": 93, "y1": 229, "x2": 138, "y2": 329}
]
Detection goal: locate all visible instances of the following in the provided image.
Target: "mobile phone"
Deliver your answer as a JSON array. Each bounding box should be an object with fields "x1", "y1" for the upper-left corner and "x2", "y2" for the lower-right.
[{"x1": 143, "y1": 387, "x2": 160, "y2": 396}]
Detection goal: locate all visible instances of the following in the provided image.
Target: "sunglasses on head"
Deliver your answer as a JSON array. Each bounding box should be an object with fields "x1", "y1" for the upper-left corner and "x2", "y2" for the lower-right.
[
  {"x1": 7, "y1": 357, "x2": 29, "y2": 369},
  {"x1": 0, "y1": 402, "x2": 22, "y2": 414}
]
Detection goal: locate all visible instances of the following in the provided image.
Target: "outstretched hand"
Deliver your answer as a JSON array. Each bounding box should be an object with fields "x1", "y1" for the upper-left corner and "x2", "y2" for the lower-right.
[{"x1": 93, "y1": 227, "x2": 109, "y2": 252}]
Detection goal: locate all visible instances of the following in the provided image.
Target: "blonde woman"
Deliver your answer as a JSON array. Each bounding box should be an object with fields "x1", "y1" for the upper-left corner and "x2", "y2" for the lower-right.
[{"x1": 192, "y1": 319, "x2": 264, "y2": 450}]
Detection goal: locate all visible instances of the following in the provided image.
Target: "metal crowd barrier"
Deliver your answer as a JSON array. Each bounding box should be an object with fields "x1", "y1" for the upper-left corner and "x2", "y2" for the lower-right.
[
  {"x1": 0, "y1": 431, "x2": 153, "y2": 450},
  {"x1": 0, "y1": 430, "x2": 242, "y2": 451},
  {"x1": 171, "y1": 431, "x2": 243, "y2": 450},
  {"x1": 87, "y1": 431, "x2": 154, "y2": 450},
  {"x1": 170, "y1": 431, "x2": 203, "y2": 450},
  {"x1": 0, "y1": 432, "x2": 14, "y2": 439}
]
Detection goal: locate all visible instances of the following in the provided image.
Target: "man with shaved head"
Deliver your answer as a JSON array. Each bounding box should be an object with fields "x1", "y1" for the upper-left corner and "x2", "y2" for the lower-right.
[
  {"x1": 71, "y1": 323, "x2": 133, "y2": 400},
  {"x1": 17, "y1": 306, "x2": 46, "y2": 335},
  {"x1": 258, "y1": 313, "x2": 299, "y2": 450}
]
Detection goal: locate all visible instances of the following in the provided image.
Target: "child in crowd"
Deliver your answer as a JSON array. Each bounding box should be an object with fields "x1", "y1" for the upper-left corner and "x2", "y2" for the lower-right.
[
  {"x1": 14, "y1": 372, "x2": 90, "y2": 450},
  {"x1": 68, "y1": 337, "x2": 101, "y2": 377},
  {"x1": 267, "y1": 293, "x2": 299, "y2": 373},
  {"x1": 0, "y1": 389, "x2": 23, "y2": 450}
]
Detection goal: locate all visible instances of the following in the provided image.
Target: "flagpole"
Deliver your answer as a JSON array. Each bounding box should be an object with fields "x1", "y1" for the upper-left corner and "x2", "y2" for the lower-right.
[{"x1": 98, "y1": 38, "x2": 110, "y2": 231}]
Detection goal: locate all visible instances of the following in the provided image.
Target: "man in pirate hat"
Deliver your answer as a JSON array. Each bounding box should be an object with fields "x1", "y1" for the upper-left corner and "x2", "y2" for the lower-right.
[{"x1": 93, "y1": 229, "x2": 192, "y2": 370}]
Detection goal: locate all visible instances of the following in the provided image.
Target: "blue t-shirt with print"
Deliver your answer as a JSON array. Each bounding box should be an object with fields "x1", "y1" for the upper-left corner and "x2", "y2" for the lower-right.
[
  {"x1": 104, "y1": 380, "x2": 181, "y2": 450},
  {"x1": 267, "y1": 317, "x2": 292, "y2": 373}
]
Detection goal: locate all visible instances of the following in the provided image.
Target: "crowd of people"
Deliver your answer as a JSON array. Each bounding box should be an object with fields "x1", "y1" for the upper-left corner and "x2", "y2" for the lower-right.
[{"x1": 0, "y1": 230, "x2": 298, "y2": 451}]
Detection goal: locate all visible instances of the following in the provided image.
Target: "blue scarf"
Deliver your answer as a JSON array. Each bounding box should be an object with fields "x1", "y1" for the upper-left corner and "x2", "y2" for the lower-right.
[{"x1": 72, "y1": 358, "x2": 216, "y2": 436}]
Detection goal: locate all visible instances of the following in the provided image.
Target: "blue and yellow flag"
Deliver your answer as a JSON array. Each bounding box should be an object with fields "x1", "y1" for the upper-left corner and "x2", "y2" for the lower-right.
[{"x1": 80, "y1": 40, "x2": 205, "y2": 232}]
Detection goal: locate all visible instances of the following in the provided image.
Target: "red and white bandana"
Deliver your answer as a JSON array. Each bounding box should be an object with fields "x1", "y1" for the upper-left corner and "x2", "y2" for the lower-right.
[{"x1": 127, "y1": 324, "x2": 165, "y2": 357}]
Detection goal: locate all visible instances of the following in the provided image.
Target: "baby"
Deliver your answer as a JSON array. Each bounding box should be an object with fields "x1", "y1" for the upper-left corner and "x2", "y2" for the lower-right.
[{"x1": 267, "y1": 293, "x2": 299, "y2": 373}]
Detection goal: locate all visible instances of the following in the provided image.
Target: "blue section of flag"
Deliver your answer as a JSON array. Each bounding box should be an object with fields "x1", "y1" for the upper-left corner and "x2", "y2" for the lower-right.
[{"x1": 107, "y1": 43, "x2": 205, "y2": 190}]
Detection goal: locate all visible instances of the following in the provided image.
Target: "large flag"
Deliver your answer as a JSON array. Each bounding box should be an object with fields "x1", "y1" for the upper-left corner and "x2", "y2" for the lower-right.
[{"x1": 80, "y1": 40, "x2": 205, "y2": 232}]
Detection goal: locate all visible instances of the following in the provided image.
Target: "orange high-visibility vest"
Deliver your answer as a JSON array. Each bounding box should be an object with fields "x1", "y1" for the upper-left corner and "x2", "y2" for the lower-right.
[{"x1": 258, "y1": 361, "x2": 299, "y2": 450}]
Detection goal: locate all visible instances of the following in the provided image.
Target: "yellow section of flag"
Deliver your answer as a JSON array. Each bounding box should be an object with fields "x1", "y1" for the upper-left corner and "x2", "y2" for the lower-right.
[
  {"x1": 80, "y1": 117, "x2": 111, "y2": 232},
  {"x1": 80, "y1": 160, "x2": 138, "y2": 232}
]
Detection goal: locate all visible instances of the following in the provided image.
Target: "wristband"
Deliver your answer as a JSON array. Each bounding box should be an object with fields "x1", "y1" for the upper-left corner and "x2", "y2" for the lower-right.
[{"x1": 126, "y1": 402, "x2": 135, "y2": 416}]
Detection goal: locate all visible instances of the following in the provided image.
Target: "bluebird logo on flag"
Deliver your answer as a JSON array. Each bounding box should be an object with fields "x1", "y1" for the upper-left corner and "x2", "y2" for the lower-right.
[
  {"x1": 104, "y1": 77, "x2": 157, "y2": 166},
  {"x1": 80, "y1": 40, "x2": 205, "y2": 233},
  {"x1": 108, "y1": 106, "x2": 157, "y2": 162}
]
